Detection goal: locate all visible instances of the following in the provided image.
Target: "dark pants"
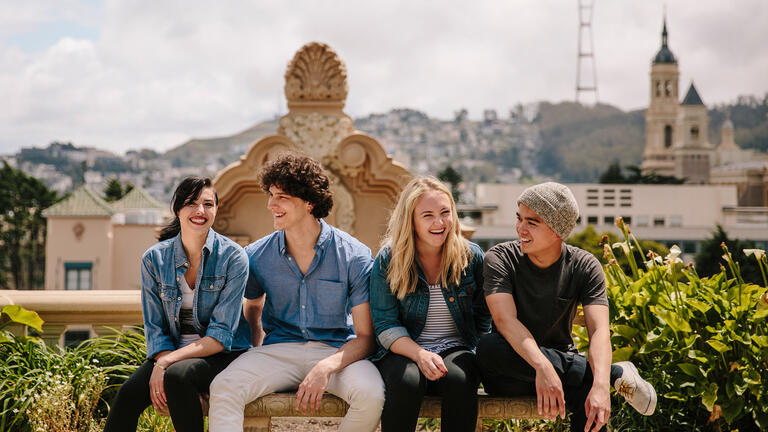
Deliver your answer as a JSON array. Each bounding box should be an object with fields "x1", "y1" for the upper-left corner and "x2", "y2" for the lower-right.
[
  {"x1": 376, "y1": 347, "x2": 480, "y2": 432},
  {"x1": 103, "y1": 350, "x2": 242, "y2": 432},
  {"x1": 476, "y1": 333, "x2": 622, "y2": 432}
]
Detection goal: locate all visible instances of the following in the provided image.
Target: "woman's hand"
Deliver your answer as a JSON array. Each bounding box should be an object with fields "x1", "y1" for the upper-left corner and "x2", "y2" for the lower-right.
[
  {"x1": 415, "y1": 349, "x2": 448, "y2": 381},
  {"x1": 149, "y1": 363, "x2": 167, "y2": 411}
]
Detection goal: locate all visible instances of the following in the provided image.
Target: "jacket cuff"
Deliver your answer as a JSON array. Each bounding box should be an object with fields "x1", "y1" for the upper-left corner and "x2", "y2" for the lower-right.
[
  {"x1": 206, "y1": 326, "x2": 233, "y2": 352},
  {"x1": 377, "y1": 326, "x2": 409, "y2": 350},
  {"x1": 147, "y1": 340, "x2": 176, "y2": 360}
]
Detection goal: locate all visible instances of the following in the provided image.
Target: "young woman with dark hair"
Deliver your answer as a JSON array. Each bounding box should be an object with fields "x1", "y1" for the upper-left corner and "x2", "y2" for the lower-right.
[{"x1": 104, "y1": 177, "x2": 252, "y2": 432}]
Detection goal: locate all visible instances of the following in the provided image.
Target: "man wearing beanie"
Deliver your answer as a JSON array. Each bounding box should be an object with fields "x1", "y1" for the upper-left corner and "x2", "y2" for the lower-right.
[{"x1": 476, "y1": 182, "x2": 656, "y2": 432}]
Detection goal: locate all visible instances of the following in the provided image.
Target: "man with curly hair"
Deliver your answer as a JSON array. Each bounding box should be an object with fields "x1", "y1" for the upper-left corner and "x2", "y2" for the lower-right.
[{"x1": 209, "y1": 153, "x2": 384, "y2": 432}]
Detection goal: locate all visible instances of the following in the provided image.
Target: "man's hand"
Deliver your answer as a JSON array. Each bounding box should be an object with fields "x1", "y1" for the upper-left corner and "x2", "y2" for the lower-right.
[
  {"x1": 295, "y1": 361, "x2": 333, "y2": 414},
  {"x1": 149, "y1": 364, "x2": 167, "y2": 412},
  {"x1": 584, "y1": 384, "x2": 611, "y2": 431},
  {"x1": 535, "y1": 362, "x2": 565, "y2": 421},
  {"x1": 415, "y1": 349, "x2": 448, "y2": 381}
]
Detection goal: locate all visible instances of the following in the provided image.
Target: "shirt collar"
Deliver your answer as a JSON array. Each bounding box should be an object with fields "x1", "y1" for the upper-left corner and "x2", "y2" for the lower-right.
[
  {"x1": 173, "y1": 228, "x2": 215, "y2": 267},
  {"x1": 277, "y1": 219, "x2": 332, "y2": 256}
]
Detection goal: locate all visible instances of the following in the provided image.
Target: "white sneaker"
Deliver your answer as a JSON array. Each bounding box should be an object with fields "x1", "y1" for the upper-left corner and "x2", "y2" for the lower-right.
[{"x1": 613, "y1": 361, "x2": 657, "y2": 415}]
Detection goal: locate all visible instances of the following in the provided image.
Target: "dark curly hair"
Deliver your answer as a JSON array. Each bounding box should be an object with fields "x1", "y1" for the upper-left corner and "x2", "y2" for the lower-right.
[{"x1": 259, "y1": 153, "x2": 334, "y2": 218}]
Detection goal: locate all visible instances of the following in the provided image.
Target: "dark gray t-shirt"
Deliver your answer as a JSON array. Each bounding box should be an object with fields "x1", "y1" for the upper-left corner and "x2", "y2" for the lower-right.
[{"x1": 483, "y1": 241, "x2": 607, "y2": 351}]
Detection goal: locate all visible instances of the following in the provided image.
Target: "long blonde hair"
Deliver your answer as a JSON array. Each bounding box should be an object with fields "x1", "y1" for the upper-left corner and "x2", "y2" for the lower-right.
[{"x1": 382, "y1": 176, "x2": 472, "y2": 299}]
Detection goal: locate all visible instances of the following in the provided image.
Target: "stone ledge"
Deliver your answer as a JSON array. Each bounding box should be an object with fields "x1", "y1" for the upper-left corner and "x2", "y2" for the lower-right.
[{"x1": 234, "y1": 392, "x2": 543, "y2": 432}]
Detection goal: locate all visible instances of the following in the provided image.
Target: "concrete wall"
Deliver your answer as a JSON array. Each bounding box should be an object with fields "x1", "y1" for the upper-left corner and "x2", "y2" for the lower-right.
[{"x1": 112, "y1": 224, "x2": 161, "y2": 290}]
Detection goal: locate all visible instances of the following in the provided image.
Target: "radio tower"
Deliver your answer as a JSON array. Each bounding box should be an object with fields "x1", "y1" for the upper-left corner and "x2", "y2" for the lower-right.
[{"x1": 576, "y1": 0, "x2": 598, "y2": 104}]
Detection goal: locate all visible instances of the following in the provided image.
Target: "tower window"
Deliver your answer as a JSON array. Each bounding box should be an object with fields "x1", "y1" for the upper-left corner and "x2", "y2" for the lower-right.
[
  {"x1": 664, "y1": 125, "x2": 672, "y2": 148},
  {"x1": 655, "y1": 81, "x2": 661, "y2": 97},
  {"x1": 690, "y1": 126, "x2": 699, "y2": 140},
  {"x1": 664, "y1": 80, "x2": 672, "y2": 96}
]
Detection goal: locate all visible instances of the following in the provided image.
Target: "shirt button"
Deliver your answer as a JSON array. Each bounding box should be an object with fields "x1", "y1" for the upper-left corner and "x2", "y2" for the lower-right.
[
  {"x1": 184, "y1": 262, "x2": 189, "y2": 267},
  {"x1": 210, "y1": 284, "x2": 214, "y2": 289},
  {"x1": 288, "y1": 257, "x2": 292, "y2": 261},
  {"x1": 176, "y1": 277, "x2": 180, "y2": 281},
  {"x1": 301, "y1": 305, "x2": 306, "y2": 309},
  {"x1": 177, "y1": 297, "x2": 181, "y2": 301},
  {"x1": 449, "y1": 297, "x2": 455, "y2": 302}
]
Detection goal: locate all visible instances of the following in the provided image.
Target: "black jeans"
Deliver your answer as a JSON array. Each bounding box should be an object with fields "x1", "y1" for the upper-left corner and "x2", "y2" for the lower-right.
[
  {"x1": 103, "y1": 350, "x2": 243, "y2": 432},
  {"x1": 476, "y1": 333, "x2": 622, "y2": 432},
  {"x1": 376, "y1": 346, "x2": 480, "y2": 432}
]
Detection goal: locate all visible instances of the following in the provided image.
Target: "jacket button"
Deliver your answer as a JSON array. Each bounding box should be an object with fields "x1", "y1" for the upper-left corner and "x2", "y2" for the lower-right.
[
  {"x1": 210, "y1": 284, "x2": 214, "y2": 289},
  {"x1": 177, "y1": 297, "x2": 181, "y2": 301},
  {"x1": 449, "y1": 297, "x2": 455, "y2": 302},
  {"x1": 176, "y1": 277, "x2": 180, "y2": 282}
]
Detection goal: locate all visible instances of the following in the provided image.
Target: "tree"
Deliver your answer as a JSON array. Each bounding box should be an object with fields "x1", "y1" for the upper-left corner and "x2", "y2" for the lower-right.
[
  {"x1": 0, "y1": 162, "x2": 59, "y2": 289},
  {"x1": 567, "y1": 225, "x2": 669, "y2": 275},
  {"x1": 103, "y1": 178, "x2": 133, "y2": 202},
  {"x1": 598, "y1": 160, "x2": 625, "y2": 184},
  {"x1": 437, "y1": 165, "x2": 462, "y2": 203},
  {"x1": 694, "y1": 224, "x2": 762, "y2": 284}
]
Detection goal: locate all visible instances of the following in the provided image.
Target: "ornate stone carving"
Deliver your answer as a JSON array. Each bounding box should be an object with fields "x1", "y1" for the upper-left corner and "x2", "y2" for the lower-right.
[
  {"x1": 284, "y1": 42, "x2": 348, "y2": 105},
  {"x1": 327, "y1": 171, "x2": 355, "y2": 235},
  {"x1": 279, "y1": 113, "x2": 353, "y2": 161}
]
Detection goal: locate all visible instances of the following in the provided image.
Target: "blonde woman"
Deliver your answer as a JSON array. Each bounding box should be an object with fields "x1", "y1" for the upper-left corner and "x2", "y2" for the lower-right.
[{"x1": 370, "y1": 176, "x2": 491, "y2": 432}]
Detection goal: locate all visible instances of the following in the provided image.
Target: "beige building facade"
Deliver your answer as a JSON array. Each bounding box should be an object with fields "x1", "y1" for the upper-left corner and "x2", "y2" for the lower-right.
[
  {"x1": 43, "y1": 186, "x2": 166, "y2": 292},
  {"x1": 470, "y1": 183, "x2": 768, "y2": 262},
  {"x1": 641, "y1": 18, "x2": 768, "y2": 202}
]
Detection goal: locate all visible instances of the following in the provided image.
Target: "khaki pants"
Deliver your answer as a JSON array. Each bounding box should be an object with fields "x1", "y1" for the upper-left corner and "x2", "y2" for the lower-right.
[{"x1": 208, "y1": 341, "x2": 384, "y2": 432}]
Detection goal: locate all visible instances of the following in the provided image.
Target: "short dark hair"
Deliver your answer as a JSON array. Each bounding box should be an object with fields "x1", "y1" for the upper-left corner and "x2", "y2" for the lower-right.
[
  {"x1": 158, "y1": 177, "x2": 218, "y2": 241},
  {"x1": 259, "y1": 153, "x2": 333, "y2": 218}
]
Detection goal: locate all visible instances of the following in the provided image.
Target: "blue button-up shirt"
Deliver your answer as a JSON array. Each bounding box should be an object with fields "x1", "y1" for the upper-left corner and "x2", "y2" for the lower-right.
[
  {"x1": 244, "y1": 219, "x2": 373, "y2": 348},
  {"x1": 141, "y1": 228, "x2": 252, "y2": 359}
]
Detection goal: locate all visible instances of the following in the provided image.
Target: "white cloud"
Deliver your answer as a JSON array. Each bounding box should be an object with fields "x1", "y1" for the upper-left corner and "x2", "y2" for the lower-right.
[{"x1": 1, "y1": 0, "x2": 766, "y2": 155}]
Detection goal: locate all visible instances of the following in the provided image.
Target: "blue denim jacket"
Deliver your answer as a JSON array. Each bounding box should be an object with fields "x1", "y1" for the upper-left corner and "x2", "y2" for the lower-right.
[
  {"x1": 141, "y1": 228, "x2": 252, "y2": 359},
  {"x1": 369, "y1": 241, "x2": 491, "y2": 361},
  {"x1": 244, "y1": 219, "x2": 373, "y2": 348}
]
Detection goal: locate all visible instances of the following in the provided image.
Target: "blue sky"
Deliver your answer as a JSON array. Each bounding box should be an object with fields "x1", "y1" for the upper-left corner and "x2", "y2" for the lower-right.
[{"x1": 1, "y1": 0, "x2": 767, "y2": 155}]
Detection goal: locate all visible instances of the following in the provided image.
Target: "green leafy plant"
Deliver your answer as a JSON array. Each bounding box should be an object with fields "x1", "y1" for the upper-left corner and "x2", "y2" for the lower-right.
[{"x1": 573, "y1": 218, "x2": 768, "y2": 431}]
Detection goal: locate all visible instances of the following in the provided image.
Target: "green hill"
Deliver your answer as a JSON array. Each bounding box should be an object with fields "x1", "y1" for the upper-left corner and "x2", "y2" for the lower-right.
[
  {"x1": 535, "y1": 102, "x2": 645, "y2": 182},
  {"x1": 161, "y1": 119, "x2": 279, "y2": 168}
]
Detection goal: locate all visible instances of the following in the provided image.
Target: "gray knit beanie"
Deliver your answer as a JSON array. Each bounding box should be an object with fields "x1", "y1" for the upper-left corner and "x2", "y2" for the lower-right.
[{"x1": 517, "y1": 182, "x2": 579, "y2": 240}]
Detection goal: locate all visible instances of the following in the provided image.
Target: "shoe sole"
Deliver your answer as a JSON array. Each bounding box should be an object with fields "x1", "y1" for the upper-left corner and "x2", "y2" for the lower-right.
[{"x1": 617, "y1": 361, "x2": 657, "y2": 415}]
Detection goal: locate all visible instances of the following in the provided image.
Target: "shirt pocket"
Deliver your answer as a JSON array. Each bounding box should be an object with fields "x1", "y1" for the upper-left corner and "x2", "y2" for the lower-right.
[
  {"x1": 315, "y1": 279, "x2": 348, "y2": 328},
  {"x1": 197, "y1": 276, "x2": 226, "y2": 324}
]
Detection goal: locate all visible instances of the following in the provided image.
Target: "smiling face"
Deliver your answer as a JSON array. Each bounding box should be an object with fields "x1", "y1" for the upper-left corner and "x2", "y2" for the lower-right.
[
  {"x1": 413, "y1": 189, "x2": 453, "y2": 254},
  {"x1": 516, "y1": 203, "x2": 562, "y2": 260},
  {"x1": 267, "y1": 185, "x2": 314, "y2": 231},
  {"x1": 178, "y1": 186, "x2": 217, "y2": 235}
]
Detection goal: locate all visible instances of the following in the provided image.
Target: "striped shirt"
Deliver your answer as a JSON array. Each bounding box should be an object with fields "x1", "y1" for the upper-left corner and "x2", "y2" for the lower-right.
[{"x1": 415, "y1": 283, "x2": 465, "y2": 353}]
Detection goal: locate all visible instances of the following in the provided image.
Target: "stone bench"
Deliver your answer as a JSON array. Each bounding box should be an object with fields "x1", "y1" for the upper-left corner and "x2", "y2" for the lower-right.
[{"x1": 239, "y1": 392, "x2": 543, "y2": 432}]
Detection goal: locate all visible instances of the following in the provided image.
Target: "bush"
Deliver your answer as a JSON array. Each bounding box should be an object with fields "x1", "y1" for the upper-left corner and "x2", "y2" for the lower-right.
[
  {"x1": 0, "y1": 321, "x2": 172, "y2": 432},
  {"x1": 573, "y1": 218, "x2": 768, "y2": 431}
]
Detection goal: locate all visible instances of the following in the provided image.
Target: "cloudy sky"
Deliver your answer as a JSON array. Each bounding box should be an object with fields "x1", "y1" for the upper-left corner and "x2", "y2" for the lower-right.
[{"x1": 2, "y1": 0, "x2": 767, "y2": 155}]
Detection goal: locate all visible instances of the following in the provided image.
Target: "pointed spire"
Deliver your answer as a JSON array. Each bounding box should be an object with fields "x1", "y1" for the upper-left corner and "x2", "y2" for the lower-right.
[
  {"x1": 653, "y1": 14, "x2": 677, "y2": 64},
  {"x1": 682, "y1": 82, "x2": 704, "y2": 105}
]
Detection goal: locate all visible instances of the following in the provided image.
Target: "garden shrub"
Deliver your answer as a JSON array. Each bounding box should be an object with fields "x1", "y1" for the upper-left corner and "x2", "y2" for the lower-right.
[{"x1": 573, "y1": 219, "x2": 768, "y2": 431}]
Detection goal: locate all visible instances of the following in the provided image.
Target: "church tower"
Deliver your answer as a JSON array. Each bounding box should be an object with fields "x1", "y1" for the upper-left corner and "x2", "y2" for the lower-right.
[
  {"x1": 641, "y1": 18, "x2": 679, "y2": 176},
  {"x1": 674, "y1": 83, "x2": 711, "y2": 183}
]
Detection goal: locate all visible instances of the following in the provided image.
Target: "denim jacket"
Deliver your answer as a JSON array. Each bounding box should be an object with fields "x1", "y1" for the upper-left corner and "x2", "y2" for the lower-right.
[
  {"x1": 369, "y1": 241, "x2": 491, "y2": 361},
  {"x1": 141, "y1": 228, "x2": 252, "y2": 359}
]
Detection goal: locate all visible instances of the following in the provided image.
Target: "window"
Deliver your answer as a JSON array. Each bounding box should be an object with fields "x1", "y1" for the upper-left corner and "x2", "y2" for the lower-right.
[
  {"x1": 65, "y1": 262, "x2": 92, "y2": 290},
  {"x1": 64, "y1": 330, "x2": 92, "y2": 348},
  {"x1": 653, "y1": 216, "x2": 665, "y2": 227},
  {"x1": 603, "y1": 216, "x2": 615, "y2": 225},
  {"x1": 682, "y1": 241, "x2": 698, "y2": 254},
  {"x1": 664, "y1": 125, "x2": 673, "y2": 148},
  {"x1": 690, "y1": 126, "x2": 699, "y2": 140},
  {"x1": 621, "y1": 216, "x2": 632, "y2": 225},
  {"x1": 669, "y1": 216, "x2": 682, "y2": 227},
  {"x1": 636, "y1": 215, "x2": 649, "y2": 227},
  {"x1": 587, "y1": 216, "x2": 598, "y2": 225}
]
